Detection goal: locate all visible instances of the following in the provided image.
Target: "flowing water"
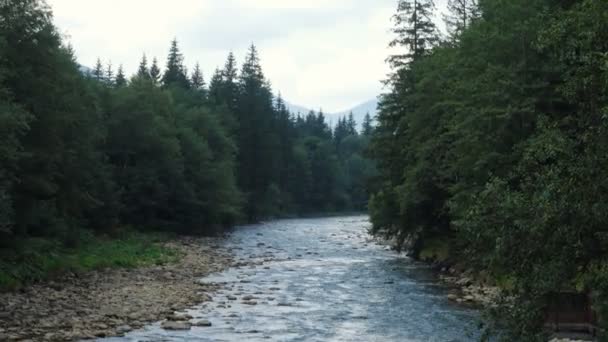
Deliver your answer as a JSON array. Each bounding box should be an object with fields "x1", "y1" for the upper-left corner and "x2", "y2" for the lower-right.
[{"x1": 101, "y1": 216, "x2": 484, "y2": 341}]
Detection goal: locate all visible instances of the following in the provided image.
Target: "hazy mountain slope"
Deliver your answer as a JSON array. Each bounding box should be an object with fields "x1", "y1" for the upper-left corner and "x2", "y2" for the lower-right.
[{"x1": 286, "y1": 98, "x2": 378, "y2": 130}]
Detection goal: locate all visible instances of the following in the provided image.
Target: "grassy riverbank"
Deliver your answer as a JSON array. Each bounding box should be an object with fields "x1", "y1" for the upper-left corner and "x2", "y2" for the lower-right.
[{"x1": 0, "y1": 230, "x2": 181, "y2": 291}]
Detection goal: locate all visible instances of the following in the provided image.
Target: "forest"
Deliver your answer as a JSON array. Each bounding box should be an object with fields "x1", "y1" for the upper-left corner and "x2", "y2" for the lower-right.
[
  {"x1": 369, "y1": 0, "x2": 608, "y2": 338},
  {"x1": 3, "y1": 0, "x2": 608, "y2": 339},
  {"x1": 0, "y1": 0, "x2": 375, "y2": 287}
]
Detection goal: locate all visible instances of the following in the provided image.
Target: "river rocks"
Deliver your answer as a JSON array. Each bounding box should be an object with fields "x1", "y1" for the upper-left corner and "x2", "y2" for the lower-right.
[
  {"x1": 166, "y1": 313, "x2": 192, "y2": 321},
  {"x1": 116, "y1": 325, "x2": 132, "y2": 334},
  {"x1": 0, "y1": 237, "x2": 232, "y2": 341},
  {"x1": 242, "y1": 300, "x2": 258, "y2": 305},
  {"x1": 440, "y1": 271, "x2": 501, "y2": 306},
  {"x1": 161, "y1": 321, "x2": 192, "y2": 330},
  {"x1": 193, "y1": 320, "x2": 212, "y2": 327}
]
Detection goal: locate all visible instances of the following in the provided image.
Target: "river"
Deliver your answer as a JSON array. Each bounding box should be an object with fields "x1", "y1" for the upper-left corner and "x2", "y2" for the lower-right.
[{"x1": 100, "y1": 215, "x2": 484, "y2": 341}]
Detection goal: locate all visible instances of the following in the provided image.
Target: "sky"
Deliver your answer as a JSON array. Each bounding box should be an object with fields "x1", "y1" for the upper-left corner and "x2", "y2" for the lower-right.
[{"x1": 48, "y1": 0, "x2": 448, "y2": 113}]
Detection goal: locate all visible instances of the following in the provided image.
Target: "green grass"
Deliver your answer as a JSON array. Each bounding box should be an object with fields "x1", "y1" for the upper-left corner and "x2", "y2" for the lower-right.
[{"x1": 0, "y1": 230, "x2": 181, "y2": 291}]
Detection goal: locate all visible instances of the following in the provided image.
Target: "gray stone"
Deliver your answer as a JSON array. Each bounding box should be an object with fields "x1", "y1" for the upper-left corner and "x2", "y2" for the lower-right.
[
  {"x1": 161, "y1": 321, "x2": 192, "y2": 331},
  {"x1": 193, "y1": 320, "x2": 212, "y2": 327}
]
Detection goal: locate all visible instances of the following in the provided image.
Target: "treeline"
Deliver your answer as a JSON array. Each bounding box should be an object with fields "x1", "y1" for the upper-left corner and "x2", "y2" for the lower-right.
[
  {"x1": 370, "y1": 0, "x2": 608, "y2": 338},
  {"x1": 0, "y1": 0, "x2": 375, "y2": 246}
]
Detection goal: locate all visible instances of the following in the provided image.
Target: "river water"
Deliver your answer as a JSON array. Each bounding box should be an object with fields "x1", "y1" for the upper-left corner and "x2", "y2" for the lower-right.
[{"x1": 102, "y1": 216, "x2": 484, "y2": 341}]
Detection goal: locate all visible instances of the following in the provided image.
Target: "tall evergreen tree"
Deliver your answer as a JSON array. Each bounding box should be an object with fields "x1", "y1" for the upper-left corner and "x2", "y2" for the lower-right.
[
  {"x1": 105, "y1": 61, "x2": 114, "y2": 86},
  {"x1": 136, "y1": 54, "x2": 149, "y2": 79},
  {"x1": 115, "y1": 64, "x2": 127, "y2": 88},
  {"x1": 149, "y1": 57, "x2": 160, "y2": 84},
  {"x1": 162, "y1": 39, "x2": 189, "y2": 89},
  {"x1": 93, "y1": 58, "x2": 104, "y2": 81},
  {"x1": 444, "y1": 0, "x2": 479, "y2": 41},
  {"x1": 236, "y1": 44, "x2": 279, "y2": 220},
  {"x1": 190, "y1": 63, "x2": 205, "y2": 90},
  {"x1": 362, "y1": 112, "x2": 374, "y2": 136},
  {"x1": 388, "y1": 0, "x2": 439, "y2": 68}
]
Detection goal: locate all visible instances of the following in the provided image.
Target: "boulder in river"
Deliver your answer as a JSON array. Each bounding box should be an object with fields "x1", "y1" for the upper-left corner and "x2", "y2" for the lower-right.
[
  {"x1": 161, "y1": 321, "x2": 192, "y2": 330},
  {"x1": 193, "y1": 320, "x2": 212, "y2": 327}
]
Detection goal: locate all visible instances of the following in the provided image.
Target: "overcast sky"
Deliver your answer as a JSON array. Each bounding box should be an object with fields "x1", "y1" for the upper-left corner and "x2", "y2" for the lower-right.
[{"x1": 48, "y1": 0, "x2": 447, "y2": 112}]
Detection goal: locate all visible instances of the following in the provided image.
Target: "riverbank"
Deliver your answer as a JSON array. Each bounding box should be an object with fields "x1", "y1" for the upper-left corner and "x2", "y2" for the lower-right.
[
  {"x1": 372, "y1": 234, "x2": 501, "y2": 307},
  {"x1": 0, "y1": 236, "x2": 232, "y2": 341}
]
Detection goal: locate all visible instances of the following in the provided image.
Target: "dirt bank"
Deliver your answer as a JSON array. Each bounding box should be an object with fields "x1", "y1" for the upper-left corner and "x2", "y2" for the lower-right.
[{"x1": 0, "y1": 237, "x2": 233, "y2": 341}]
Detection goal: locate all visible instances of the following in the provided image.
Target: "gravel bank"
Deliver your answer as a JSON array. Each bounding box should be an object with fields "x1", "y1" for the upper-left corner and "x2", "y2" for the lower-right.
[{"x1": 0, "y1": 237, "x2": 232, "y2": 341}]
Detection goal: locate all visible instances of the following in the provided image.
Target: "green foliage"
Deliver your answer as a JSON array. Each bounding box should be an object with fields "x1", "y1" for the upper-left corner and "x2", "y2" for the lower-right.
[
  {"x1": 0, "y1": 231, "x2": 179, "y2": 291},
  {"x1": 370, "y1": 0, "x2": 608, "y2": 337},
  {"x1": 0, "y1": 0, "x2": 375, "y2": 258}
]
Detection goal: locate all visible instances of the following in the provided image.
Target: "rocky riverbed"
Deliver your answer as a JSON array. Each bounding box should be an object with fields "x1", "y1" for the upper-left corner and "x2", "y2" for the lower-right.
[
  {"x1": 0, "y1": 237, "x2": 233, "y2": 341},
  {"x1": 101, "y1": 216, "x2": 485, "y2": 341}
]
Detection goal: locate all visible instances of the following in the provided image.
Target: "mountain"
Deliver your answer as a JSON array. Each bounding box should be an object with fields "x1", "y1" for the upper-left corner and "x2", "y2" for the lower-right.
[
  {"x1": 331, "y1": 99, "x2": 378, "y2": 129},
  {"x1": 286, "y1": 98, "x2": 379, "y2": 130},
  {"x1": 79, "y1": 64, "x2": 93, "y2": 76}
]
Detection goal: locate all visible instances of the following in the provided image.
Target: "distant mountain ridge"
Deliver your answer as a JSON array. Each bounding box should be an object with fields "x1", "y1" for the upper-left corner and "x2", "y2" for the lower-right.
[{"x1": 286, "y1": 98, "x2": 379, "y2": 129}]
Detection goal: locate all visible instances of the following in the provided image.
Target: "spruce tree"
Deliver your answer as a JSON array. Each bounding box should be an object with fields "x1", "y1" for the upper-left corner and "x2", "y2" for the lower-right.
[
  {"x1": 136, "y1": 54, "x2": 149, "y2": 79},
  {"x1": 149, "y1": 57, "x2": 161, "y2": 84},
  {"x1": 162, "y1": 39, "x2": 190, "y2": 89},
  {"x1": 221, "y1": 52, "x2": 239, "y2": 113},
  {"x1": 93, "y1": 58, "x2": 104, "y2": 81},
  {"x1": 388, "y1": 0, "x2": 439, "y2": 68},
  {"x1": 444, "y1": 0, "x2": 479, "y2": 41},
  {"x1": 105, "y1": 61, "x2": 114, "y2": 86},
  {"x1": 115, "y1": 64, "x2": 127, "y2": 88},
  {"x1": 347, "y1": 112, "x2": 357, "y2": 136},
  {"x1": 362, "y1": 112, "x2": 373, "y2": 136},
  {"x1": 190, "y1": 63, "x2": 205, "y2": 90},
  {"x1": 208, "y1": 68, "x2": 223, "y2": 105}
]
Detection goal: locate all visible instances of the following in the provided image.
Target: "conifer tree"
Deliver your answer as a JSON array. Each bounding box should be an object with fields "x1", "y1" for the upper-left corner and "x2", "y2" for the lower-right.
[
  {"x1": 444, "y1": 0, "x2": 479, "y2": 41},
  {"x1": 136, "y1": 54, "x2": 149, "y2": 79},
  {"x1": 362, "y1": 112, "x2": 373, "y2": 136},
  {"x1": 105, "y1": 62, "x2": 114, "y2": 86},
  {"x1": 347, "y1": 112, "x2": 357, "y2": 136},
  {"x1": 149, "y1": 57, "x2": 161, "y2": 84},
  {"x1": 208, "y1": 68, "x2": 223, "y2": 104},
  {"x1": 93, "y1": 58, "x2": 104, "y2": 81},
  {"x1": 190, "y1": 63, "x2": 205, "y2": 90},
  {"x1": 115, "y1": 64, "x2": 127, "y2": 88},
  {"x1": 162, "y1": 39, "x2": 190, "y2": 89},
  {"x1": 220, "y1": 52, "x2": 239, "y2": 113},
  {"x1": 388, "y1": 0, "x2": 439, "y2": 68}
]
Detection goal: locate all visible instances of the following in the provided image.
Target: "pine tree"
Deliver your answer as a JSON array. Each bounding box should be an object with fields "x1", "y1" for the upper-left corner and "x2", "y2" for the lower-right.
[
  {"x1": 93, "y1": 58, "x2": 104, "y2": 81},
  {"x1": 105, "y1": 61, "x2": 114, "y2": 86},
  {"x1": 115, "y1": 64, "x2": 127, "y2": 88},
  {"x1": 149, "y1": 57, "x2": 161, "y2": 84},
  {"x1": 346, "y1": 112, "x2": 358, "y2": 136},
  {"x1": 221, "y1": 52, "x2": 239, "y2": 113},
  {"x1": 136, "y1": 54, "x2": 149, "y2": 79},
  {"x1": 208, "y1": 68, "x2": 223, "y2": 104},
  {"x1": 190, "y1": 63, "x2": 205, "y2": 90},
  {"x1": 362, "y1": 112, "x2": 374, "y2": 136},
  {"x1": 388, "y1": 0, "x2": 439, "y2": 68},
  {"x1": 444, "y1": 0, "x2": 479, "y2": 41},
  {"x1": 237, "y1": 44, "x2": 279, "y2": 220},
  {"x1": 162, "y1": 39, "x2": 190, "y2": 89}
]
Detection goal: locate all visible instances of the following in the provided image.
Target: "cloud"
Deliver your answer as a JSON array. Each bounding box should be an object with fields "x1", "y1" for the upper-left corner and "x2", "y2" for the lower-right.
[{"x1": 48, "y1": 0, "x2": 448, "y2": 112}]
